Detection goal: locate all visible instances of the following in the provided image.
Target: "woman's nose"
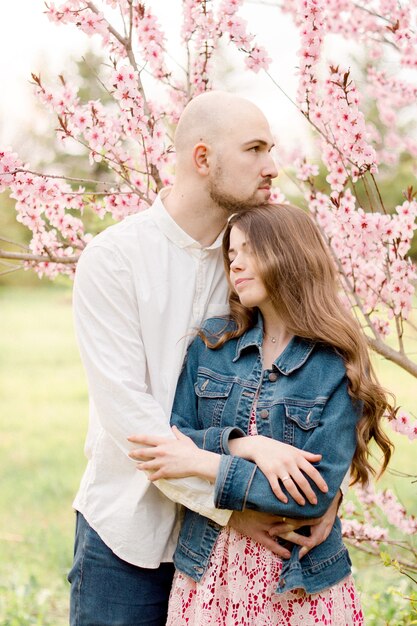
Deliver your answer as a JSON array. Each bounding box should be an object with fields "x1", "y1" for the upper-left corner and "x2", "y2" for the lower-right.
[{"x1": 230, "y1": 255, "x2": 244, "y2": 271}]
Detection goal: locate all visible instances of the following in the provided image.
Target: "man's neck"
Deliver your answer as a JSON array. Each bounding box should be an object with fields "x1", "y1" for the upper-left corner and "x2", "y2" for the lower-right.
[{"x1": 162, "y1": 186, "x2": 228, "y2": 247}]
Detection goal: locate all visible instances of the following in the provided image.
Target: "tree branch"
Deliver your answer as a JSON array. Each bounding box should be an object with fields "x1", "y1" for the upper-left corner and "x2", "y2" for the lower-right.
[
  {"x1": 2, "y1": 168, "x2": 115, "y2": 187},
  {"x1": 0, "y1": 249, "x2": 80, "y2": 264},
  {"x1": 345, "y1": 539, "x2": 417, "y2": 573},
  {"x1": 367, "y1": 335, "x2": 417, "y2": 378},
  {"x1": 0, "y1": 265, "x2": 23, "y2": 277},
  {"x1": 0, "y1": 237, "x2": 30, "y2": 250}
]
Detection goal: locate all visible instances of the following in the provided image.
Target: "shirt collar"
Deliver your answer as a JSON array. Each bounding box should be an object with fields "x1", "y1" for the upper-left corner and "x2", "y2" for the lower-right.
[
  {"x1": 149, "y1": 188, "x2": 224, "y2": 250},
  {"x1": 233, "y1": 311, "x2": 316, "y2": 375}
]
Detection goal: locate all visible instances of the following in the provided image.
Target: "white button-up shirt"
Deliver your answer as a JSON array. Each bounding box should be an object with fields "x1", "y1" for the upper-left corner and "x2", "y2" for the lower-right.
[{"x1": 73, "y1": 191, "x2": 231, "y2": 568}]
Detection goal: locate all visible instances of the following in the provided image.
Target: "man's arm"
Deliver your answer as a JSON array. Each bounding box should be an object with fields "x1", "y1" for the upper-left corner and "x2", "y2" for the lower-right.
[
  {"x1": 73, "y1": 243, "x2": 230, "y2": 524},
  {"x1": 229, "y1": 492, "x2": 340, "y2": 559}
]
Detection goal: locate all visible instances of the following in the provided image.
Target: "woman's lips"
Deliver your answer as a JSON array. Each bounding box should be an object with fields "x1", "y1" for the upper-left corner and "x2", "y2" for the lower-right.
[{"x1": 235, "y1": 277, "x2": 253, "y2": 288}]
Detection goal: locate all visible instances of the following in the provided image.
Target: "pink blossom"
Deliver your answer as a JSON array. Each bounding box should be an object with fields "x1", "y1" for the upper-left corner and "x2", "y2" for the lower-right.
[
  {"x1": 389, "y1": 410, "x2": 417, "y2": 441},
  {"x1": 294, "y1": 158, "x2": 319, "y2": 181}
]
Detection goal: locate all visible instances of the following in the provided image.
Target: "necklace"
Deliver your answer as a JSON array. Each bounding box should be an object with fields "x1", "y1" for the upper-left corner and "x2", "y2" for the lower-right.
[{"x1": 263, "y1": 331, "x2": 277, "y2": 344}]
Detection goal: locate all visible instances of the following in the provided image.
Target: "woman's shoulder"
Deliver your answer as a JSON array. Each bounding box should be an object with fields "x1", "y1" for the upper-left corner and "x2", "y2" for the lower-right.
[{"x1": 309, "y1": 341, "x2": 348, "y2": 378}]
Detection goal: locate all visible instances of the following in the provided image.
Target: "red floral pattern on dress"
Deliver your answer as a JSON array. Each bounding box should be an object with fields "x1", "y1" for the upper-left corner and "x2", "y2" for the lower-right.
[{"x1": 167, "y1": 407, "x2": 364, "y2": 625}]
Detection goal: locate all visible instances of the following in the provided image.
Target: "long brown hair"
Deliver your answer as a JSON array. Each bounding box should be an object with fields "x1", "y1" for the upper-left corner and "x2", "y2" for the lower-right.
[{"x1": 203, "y1": 203, "x2": 393, "y2": 486}]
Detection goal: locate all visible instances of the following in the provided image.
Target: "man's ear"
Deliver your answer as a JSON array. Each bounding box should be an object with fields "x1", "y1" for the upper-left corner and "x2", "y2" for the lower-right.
[{"x1": 192, "y1": 143, "x2": 210, "y2": 176}]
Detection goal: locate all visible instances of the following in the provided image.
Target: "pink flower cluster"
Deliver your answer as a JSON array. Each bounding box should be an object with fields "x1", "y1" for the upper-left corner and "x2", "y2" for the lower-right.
[
  {"x1": 294, "y1": 1, "x2": 378, "y2": 192},
  {"x1": 341, "y1": 479, "x2": 417, "y2": 557},
  {"x1": 46, "y1": 2, "x2": 116, "y2": 60},
  {"x1": 217, "y1": 0, "x2": 271, "y2": 73},
  {"x1": 355, "y1": 483, "x2": 417, "y2": 535},
  {"x1": 294, "y1": 157, "x2": 319, "y2": 182},
  {"x1": 0, "y1": 148, "x2": 21, "y2": 191},
  {"x1": 341, "y1": 517, "x2": 388, "y2": 546},
  {"x1": 338, "y1": 472, "x2": 417, "y2": 580},
  {"x1": 367, "y1": 67, "x2": 417, "y2": 166},
  {"x1": 181, "y1": 0, "x2": 220, "y2": 94},
  {"x1": 389, "y1": 410, "x2": 417, "y2": 441},
  {"x1": 284, "y1": 0, "x2": 417, "y2": 64},
  {"x1": 181, "y1": 0, "x2": 270, "y2": 94},
  {"x1": 46, "y1": 2, "x2": 109, "y2": 39},
  {"x1": 0, "y1": 149, "x2": 85, "y2": 278},
  {"x1": 41, "y1": 0, "x2": 271, "y2": 170},
  {"x1": 269, "y1": 187, "x2": 287, "y2": 204},
  {"x1": 294, "y1": 0, "x2": 323, "y2": 116},
  {"x1": 30, "y1": 62, "x2": 172, "y2": 214},
  {"x1": 308, "y1": 189, "x2": 417, "y2": 324},
  {"x1": 134, "y1": 5, "x2": 169, "y2": 80},
  {"x1": 283, "y1": 0, "x2": 417, "y2": 170},
  {"x1": 33, "y1": 73, "x2": 79, "y2": 117}
]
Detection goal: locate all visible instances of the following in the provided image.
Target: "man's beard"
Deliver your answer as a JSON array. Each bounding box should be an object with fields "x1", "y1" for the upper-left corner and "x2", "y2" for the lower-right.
[{"x1": 208, "y1": 169, "x2": 267, "y2": 214}]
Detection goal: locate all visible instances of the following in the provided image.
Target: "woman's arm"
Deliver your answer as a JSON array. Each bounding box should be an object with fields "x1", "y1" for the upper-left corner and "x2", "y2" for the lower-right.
[
  {"x1": 215, "y1": 376, "x2": 360, "y2": 519},
  {"x1": 228, "y1": 436, "x2": 327, "y2": 506},
  {"x1": 129, "y1": 425, "x2": 325, "y2": 506}
]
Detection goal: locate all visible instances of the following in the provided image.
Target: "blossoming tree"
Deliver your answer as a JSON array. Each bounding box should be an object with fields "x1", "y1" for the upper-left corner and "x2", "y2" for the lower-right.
[{"x1": 0, "y1": 0, "x2": 416, "y2": 591}]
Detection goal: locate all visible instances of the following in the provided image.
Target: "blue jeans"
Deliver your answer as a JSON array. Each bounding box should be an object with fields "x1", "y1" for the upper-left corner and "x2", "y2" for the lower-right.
[{"x1": 68, "y1": 512, "x2": 175, "y2": 626}]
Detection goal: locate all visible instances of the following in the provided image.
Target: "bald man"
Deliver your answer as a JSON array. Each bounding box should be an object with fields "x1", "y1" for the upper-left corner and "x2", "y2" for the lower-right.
[{"x1": 70, "y1": 92, "x2": 339, "y2": 626}]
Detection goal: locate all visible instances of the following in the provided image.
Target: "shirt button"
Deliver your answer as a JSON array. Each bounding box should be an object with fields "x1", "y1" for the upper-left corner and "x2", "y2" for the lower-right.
[
  {"x1": 260, "y1": 409, "x2": 269, "y2": 419},
  {"x1": 268, "y1": 372, "x2": 278, "y2": 382}
]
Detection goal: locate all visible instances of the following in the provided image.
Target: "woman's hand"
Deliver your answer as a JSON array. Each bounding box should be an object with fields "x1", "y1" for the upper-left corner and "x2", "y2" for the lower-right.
[
  {"x1": 229, "y1": 435, "x2": 328, "y2": 506},
  {"x1": 127, "y1": 426, "x2": 220, "y2": 482}
]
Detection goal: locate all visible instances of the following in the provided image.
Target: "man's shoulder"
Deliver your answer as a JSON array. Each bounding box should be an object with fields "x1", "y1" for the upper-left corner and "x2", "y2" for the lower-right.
[
  {"x1": 75, "y1": 208, "x2": 161, "y2": 275},
  {"x1": 89, "y1": 208, "x2": 157, "y2": 248}
]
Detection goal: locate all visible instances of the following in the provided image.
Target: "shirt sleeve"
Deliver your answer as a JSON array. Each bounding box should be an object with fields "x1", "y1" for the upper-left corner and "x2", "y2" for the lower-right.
[
  {"x1": 73, "y1": 243, "x2": 231, "y2": 525},
  {"x1": 214, "y1": 376, "x2": 360, "y2": 519},
  {"x1": 339, "y1": 469, "x2": 351, "y2": 496}
]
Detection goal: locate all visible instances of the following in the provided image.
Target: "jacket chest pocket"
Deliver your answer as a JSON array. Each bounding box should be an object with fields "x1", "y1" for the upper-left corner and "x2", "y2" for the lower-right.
[
  {"x1": 284, "y1": 400, "x2": 324, "y2": 447},
  {"x1": 195, "y1": 373, "x2": 233, "y2": 427}
]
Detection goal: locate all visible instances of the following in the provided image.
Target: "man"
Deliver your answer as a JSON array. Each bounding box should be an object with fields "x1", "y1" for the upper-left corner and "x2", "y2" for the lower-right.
[{"x1": 70, "y1": 91, "x2": 339, "y2": 626}]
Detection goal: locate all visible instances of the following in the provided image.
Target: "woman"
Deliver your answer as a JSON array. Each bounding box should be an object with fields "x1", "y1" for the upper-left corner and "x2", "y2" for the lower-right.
[{"x1": 130, "y1": 204, "x2": 393, "y2": 625}]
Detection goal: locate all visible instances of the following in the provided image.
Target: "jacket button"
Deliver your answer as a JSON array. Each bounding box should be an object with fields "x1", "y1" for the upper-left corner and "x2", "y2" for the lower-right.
[
  {"x1": 268, "y1": 372, "x2": 278, "y2": 382},
  {"x1": 260, "y1": 409, "x2": 269, "y2": 419}
]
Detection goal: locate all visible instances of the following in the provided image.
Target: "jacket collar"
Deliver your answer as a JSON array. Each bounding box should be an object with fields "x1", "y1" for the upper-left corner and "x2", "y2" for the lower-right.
[{"x1": 233, "y1": 312, "x2": 316, "y2": 375}]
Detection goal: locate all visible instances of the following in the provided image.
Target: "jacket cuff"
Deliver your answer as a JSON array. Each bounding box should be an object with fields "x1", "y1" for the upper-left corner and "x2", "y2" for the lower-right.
[
  {"x1": 202, "y1": 426, "x2": 245, "y2": 454},
  {"x1": 221, "y1": 426, "x2": 246, "y2": 454},
  {"x1": 214, "y1": 454, "x2": 257, "y2": 510}
]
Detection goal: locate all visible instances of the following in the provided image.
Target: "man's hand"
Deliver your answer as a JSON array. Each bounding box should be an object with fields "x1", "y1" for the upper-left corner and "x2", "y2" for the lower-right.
[
  {"x1": 127, "y1": 426, "x2": 220, "y2": 481},
  {"x1": 229, "y1": 510, "x2": 293, "y2": 559},
  {"x1": 267, "y1": 491, "x2": 341, "y2": 559}
]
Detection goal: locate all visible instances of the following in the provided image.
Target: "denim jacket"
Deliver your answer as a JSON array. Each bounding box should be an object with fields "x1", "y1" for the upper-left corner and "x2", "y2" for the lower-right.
[{"x1": 171, "y1": 315, "x2": 361, "y2": 594}]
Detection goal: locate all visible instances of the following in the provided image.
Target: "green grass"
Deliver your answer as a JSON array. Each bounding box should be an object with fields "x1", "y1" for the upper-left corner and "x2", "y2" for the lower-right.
[
  {"x1": 0, "y1": 285, "x2": 86, "y2": 625},
  {"x1": 0, "y1": 286, "x2": 416, "y2": 624}
]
